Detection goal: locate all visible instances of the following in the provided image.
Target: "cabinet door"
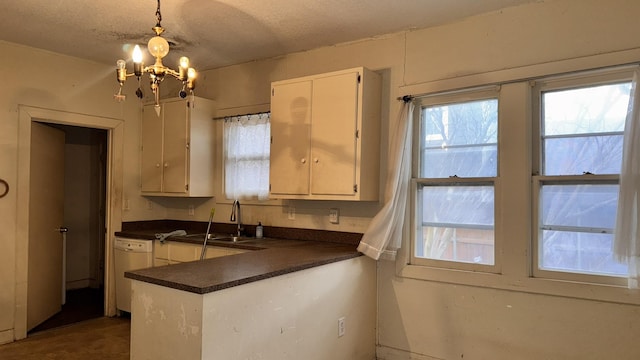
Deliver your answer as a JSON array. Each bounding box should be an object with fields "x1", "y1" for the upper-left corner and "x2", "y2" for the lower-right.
[
  {"x1": 310, "y1": 71, "x2": 359, "y2": 195},
  {"x1": 270, "y1": 80, "x2": 312, "y2": 195},
  {"x1": 162, "y1": 101, "x2": 189, "y2": 194},
  {"x1": 204, "y1": 246, "x2": 247, "y2": 259},
  {"x1": 168, "y1": 242, "x2": 200, "y2": 262},
  {"x1": 141, "y1": 105, "x2": 164, "y2": 192}
]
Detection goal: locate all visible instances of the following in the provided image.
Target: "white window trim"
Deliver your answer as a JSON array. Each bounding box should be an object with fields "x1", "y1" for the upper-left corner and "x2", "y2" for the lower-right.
[
  {"x1": 531, "y1": 70, "x2": 635, "y2": 287},
  {"x1": 397, "y1": 66, "x2": 640, "y2": 306},
  {"x1": 213, "y1": 104, "x2": 282, "y2": 207},
  {"x1": 410, "y1": 88, "x2": 502, "y2": 273}
]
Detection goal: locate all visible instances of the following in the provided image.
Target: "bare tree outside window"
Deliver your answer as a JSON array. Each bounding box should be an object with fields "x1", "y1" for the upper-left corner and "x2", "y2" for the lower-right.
[
  {"x1": 416, "y1": 98, "x2": 498, "y2": 265},
  {"x1": 539, "y1": 82, "x2": 631, "y2": 276}
]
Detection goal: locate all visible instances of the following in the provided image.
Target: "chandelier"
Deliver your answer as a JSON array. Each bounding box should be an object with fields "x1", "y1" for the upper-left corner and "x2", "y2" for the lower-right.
[{"x1": 115, "y1": 0, "x2": 196, "y2": 111}]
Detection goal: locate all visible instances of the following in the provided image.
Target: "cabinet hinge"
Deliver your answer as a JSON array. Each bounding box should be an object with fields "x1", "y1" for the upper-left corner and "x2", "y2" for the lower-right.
[
  {"x1": 270, "y1": 136, "x2": 273, "y2": 144},
  {"x1": 186, "y1": 142, "x2": 190, "y2": 149},
  {"x1": 186, "y1": 184, "x2": 189, "y2": 191},
  {"x1": 354, "y1": 184, "x2": 358, "y2": 193},
  {"x1": 357, "y1": 74, "x2": 361, "y2": 83},
  {"x1": 272, "y1": 88, "x2": 275, "y2": 96},
  {"x1": 355, "y1": 129, "x2": 360, "y2": 139}
]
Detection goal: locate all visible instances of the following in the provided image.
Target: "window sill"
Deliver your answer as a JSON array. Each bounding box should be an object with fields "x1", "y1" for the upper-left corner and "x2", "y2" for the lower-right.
[{"x1": 397, "y1": 263, "x2": 640, "y2": 306}]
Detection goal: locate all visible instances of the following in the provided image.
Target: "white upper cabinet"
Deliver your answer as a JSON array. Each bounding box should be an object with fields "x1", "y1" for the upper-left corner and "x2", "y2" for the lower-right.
[
  {"x1": 141, "y1": 97, "x2": 216, "y2": 197},
  {"x1": 269, "y1": 67, "x2": 381, "y2": 201}
]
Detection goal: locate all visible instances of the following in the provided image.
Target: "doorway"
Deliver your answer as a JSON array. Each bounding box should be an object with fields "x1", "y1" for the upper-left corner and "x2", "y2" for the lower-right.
[
  {"x1": 28, "y1": 124, "x2": 108, "y2": 334},
  {"x1": 15, "y1": 106, "x2": 124, "y2": 341}
]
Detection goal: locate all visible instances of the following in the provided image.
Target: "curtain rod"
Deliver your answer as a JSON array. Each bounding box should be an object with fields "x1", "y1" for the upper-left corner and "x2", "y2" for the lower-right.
[
  {"x1": 397, "y1": 62, "x2": 640, "y2": 102},
  {"x1": 212, "y1": 111, "x2": 271, "y2": 121}
]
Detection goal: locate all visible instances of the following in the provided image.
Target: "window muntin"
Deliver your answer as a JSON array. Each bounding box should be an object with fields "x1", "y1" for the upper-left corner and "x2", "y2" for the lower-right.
[
  {"x1": 536, "y1": 79, "x2": 632, "y2": 280},
  {"x1": 413, "y1": 94, "x2": 498, "y2": 269}
]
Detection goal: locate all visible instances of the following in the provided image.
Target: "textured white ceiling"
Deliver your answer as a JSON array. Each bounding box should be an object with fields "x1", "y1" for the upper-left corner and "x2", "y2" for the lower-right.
[{"x1": 0, "y1": 0, "x2": 539, "y2": 70}]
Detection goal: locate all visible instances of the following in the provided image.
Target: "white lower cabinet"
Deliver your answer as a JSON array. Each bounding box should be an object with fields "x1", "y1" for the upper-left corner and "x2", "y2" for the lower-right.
[{"x1": 153, "y1": 240, "x2": 247, "y2": 266}]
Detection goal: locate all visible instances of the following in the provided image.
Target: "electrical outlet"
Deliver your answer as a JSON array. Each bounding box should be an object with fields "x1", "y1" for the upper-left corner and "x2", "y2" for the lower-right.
[
  {"x1": 338, "y1": 317, "x2": 345, "y2": 337},
  {"x1": 188, "y1": 205, "x2": 195, "y2": 216},
  {"x1": 329, "y1": 208, "x2": 339, "y2": 224},
  {"x1": 146, "y1": 200, "x2": 153, "y2": 210},
  {"x1": 123, "y1": 199, "x2": 130, "y2": 211},
  {"x1": 288, "y1": 206, "x2": 296, "y2": 220}
]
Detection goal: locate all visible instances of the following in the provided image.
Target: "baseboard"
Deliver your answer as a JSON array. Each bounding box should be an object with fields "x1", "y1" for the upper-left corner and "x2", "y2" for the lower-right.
[
  {"x1": 376, "y1": 346, "x2": 444, "y2": 360},
  {"x1": 0, "y1": 329, "x2": 15, "y2": 345},
  {"x1": 66, "y1": 279, "x2": 91, "y2": 290}
]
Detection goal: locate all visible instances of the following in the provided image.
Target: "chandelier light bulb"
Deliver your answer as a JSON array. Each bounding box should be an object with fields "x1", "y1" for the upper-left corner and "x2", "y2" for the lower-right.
[
  {"x1": 132, "y1": 45, "x2": 143, "y2": 63},
  {"x1": 179, "y1": 56, "x2": 190, "y2": 69},
  {"x1": 116, "y1": 59, "x2": 126, "y2": 69},
  {"x1": 187, "y1": 67, "x2": 196, "y2": 80},
  {"x1": 148, "y1": 36, "x2": 169, "y2": 59}
]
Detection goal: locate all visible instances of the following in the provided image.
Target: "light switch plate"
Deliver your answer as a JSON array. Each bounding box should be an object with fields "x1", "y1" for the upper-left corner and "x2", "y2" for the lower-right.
[{"x1": 329, "y1": 208, "x2": 339, "y2": 224}]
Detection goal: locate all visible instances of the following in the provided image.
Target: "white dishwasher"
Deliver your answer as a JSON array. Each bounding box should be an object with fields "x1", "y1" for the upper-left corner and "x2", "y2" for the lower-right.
[{"x1": 114, "y1": 237, "x2": 153, "y2": 313}]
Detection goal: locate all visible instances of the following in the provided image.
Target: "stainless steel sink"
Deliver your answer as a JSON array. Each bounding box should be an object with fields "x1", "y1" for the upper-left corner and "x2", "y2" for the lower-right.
[
  {"x1": 182, "y1": 233, "x2": 254, "y2": 243},
  {"x1": 209, "y1": 235, "x2": 254, "y2": 243}
]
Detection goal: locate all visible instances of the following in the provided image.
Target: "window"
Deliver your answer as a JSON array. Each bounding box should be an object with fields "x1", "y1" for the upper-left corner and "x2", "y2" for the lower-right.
[
  {"x1": 533, "y1": 72, "x2": 632, "y2": 283},
  {"x1": 405, "y1": 66, "x2": 638, "y2": 301},
  {"x1": 223, "y1": 112, "x2": 271, "y2": 200},
  {"x1": 412, "y1": 89, "x2": 499, "y2": 271}
]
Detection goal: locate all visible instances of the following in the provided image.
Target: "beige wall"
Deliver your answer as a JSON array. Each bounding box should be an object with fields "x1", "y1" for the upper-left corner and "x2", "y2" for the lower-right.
[
  {"x1": 0, "y1": 41, "x2": 139, "y2": 342},
  {"x1": 3, "y1": 0, "x2": 640, "y2": 357},
  {"x1": 195, "y1": 0, "x2": 640, "y2": 359}
]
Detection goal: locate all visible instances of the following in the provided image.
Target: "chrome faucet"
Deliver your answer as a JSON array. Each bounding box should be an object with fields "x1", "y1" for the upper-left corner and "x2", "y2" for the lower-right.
[{"x1": 230, "y1": 200, "x2": 243, "y2": 237}]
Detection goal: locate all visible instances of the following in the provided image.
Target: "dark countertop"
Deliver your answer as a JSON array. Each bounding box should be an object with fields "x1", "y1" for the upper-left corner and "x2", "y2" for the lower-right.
[{"x1": 118, "y1": 222, "x2": 363, "y2": 295}]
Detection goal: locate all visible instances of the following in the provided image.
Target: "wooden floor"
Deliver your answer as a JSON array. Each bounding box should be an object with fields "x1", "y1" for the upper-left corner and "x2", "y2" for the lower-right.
[{"x1": 0, "y1": 317, "x2": 130, "y2": 360}]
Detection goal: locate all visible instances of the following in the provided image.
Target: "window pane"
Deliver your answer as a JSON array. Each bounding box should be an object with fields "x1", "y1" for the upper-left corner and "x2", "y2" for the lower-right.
[
  {"x1": 542, "y1": 82, "x2": 630, "y2": 175},
  {"x1": 540, "y1": 184, "x2": 619, "y2": 230},
  {"x1": 540, "y1": 230, "x2": 627, "y2": 276},
  {"x1": 543, "y1": 135, "x2": 623, "y2": 175},
  {"x1": 421, "y1": 99, "x2": 498, "y2": 178},
  {"x1": 416, "y1": 185, "x2": 494, "y2": 265},
  {"x1": 422, "y1": 145, "x2": 497, "y2": 178}
]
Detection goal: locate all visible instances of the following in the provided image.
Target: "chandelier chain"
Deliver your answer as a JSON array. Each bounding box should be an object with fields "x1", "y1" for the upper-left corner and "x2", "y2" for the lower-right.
[{"x1": 155, "y1": 0, "x2": 162, "y2": 27}]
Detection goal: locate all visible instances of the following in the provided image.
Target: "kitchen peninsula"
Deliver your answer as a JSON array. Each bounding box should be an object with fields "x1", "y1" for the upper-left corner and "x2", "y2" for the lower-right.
[{"x1": 118, "y1": 221, "x2": 376, "y2": 360}]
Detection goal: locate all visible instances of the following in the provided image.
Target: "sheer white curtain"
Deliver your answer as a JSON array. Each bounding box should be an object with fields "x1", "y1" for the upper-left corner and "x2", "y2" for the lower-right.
[
  {"x1": 224, "y1": 113, "x2": 270, "y2": 200},
  {"x1": 615, "y1": 69, "x2": 640, "y2": 289},
  {"x1": 358, "y1": 100, "x2": 414, "y2": 260}
]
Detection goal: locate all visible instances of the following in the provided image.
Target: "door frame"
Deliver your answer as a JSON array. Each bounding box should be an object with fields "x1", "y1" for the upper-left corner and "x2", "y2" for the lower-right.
[{"x1": 15, "y1": 106, "x2": 124, "y2": 340}]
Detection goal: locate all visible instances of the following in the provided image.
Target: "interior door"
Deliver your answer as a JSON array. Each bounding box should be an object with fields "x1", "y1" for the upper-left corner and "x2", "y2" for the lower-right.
[{"x1": 27, "y1": 122, "x2": 65, "y2": 331}]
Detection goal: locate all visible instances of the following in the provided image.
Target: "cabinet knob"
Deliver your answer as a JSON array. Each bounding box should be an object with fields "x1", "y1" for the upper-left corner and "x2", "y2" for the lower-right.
[
  {"x1": 156, "y1": 163, "x2": 160, "y2": 168},
  {"x1": 314, "y1": 158, "x2": 319, "y2": 163},
  {"x1": 301, "y1": 158, "x2": 306, "y2": 164},
  {"x1": 164, "y1": 163, "x2": 169, "y2": 168}
]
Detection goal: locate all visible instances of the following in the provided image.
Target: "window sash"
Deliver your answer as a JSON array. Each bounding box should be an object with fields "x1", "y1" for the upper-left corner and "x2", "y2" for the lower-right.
[
  {"x1": 411, "y1": 177, "x2": 500, "y2": 273},
  {"x1": 531, "y1": 71, "x2": 633, "y2": 284},
  {"x1": 532, "y1": 175, "x2": 627, "y2": 287},
  {"x1": 411, "y1": 89, "x2": 500, "y2": 272}
]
